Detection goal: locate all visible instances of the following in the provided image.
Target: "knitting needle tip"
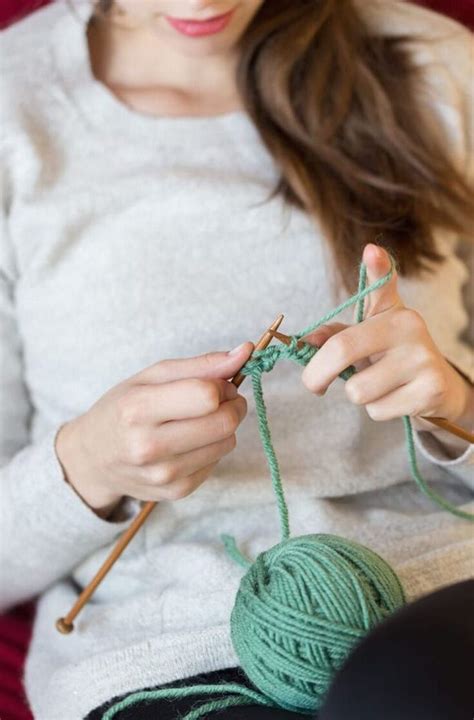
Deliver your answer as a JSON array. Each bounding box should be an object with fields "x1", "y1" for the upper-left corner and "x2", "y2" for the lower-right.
[
  {"x1": 267, "y1": 329, "x2": 306, "y2": 351},
  {"x1": 231, "y1": 314, "x2": 284, "y2": 388}
]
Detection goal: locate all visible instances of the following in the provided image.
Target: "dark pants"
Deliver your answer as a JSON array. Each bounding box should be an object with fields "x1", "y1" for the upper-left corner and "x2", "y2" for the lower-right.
[{"x1": 87, "y1": 579, "x2": 474, "y2": 719}]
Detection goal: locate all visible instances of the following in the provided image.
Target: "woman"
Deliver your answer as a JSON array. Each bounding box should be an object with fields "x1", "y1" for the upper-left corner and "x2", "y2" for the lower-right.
[{"x1": 0, "y1": 0, "x2": 472, "y2": 718}]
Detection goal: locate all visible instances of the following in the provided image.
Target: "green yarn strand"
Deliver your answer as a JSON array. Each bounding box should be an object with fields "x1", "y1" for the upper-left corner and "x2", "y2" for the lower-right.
[
  {"x1": 356, "y1": 261, "x2": 368, "y2": 323},
  {"x1": 231, "y1": 254, "x2": 473, "y2": 548},
  {"x1": 402, "y1": 415, "x2": 474, "y2": 521},
  {"x1": 105, "y1": 254, "x2": 472, "y2": 720},
  {"x1": 220, "y1": 533, "x2": 253, "y2": 569},
  {"x1": 251, "y1": 369, "x2": 291, "y2": 541},
  {"x1": 182, "y1": 694, "x2": 276, "y2": 720},
  {"x1": 294, "y1": 254, "x2": 394, "y2": 341},
  {"x1": 101, "y1": 683, "x2": 277, "y2": 720}
]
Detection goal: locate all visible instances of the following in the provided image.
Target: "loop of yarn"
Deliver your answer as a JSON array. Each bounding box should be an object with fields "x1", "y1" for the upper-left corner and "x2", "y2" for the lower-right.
[
  {"x1": 240, "y1": 336, "x2": 318, "y2": 376},
  {"x1": 230, "y1": 534, "x2": 405, "y2": 713},
  {"x1": 104, "y1": 254, "x2": 472, "y2": 720}
]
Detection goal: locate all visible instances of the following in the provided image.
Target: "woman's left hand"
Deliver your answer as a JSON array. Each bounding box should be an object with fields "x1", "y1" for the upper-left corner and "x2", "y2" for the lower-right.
[{"x1": 301, "y1": 243, "x2": 473, "y2": 430}]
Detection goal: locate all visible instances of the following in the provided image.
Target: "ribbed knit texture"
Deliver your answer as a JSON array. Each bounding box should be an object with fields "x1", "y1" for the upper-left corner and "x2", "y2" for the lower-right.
[{"x1": 0, "y1": 2, "x2": 472, "y2": 718}]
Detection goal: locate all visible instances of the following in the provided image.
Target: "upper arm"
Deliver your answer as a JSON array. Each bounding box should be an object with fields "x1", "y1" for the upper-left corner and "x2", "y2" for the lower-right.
[{"x1": 0, "y1": 143, "x2": 33, "y2": 465}]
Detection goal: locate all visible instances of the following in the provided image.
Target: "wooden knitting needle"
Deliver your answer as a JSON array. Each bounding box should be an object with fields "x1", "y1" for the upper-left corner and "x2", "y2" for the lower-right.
[
  {"x1": 230, "y1": 314, "x2": 284, "y2": 387},
  {"x1": 55, "y1": 314, "x2": 285, "y2": 634},
  {"x1": 270, "y1": 329, "x2": 474, "y2": 445},
  {"x1": 268, "y1": 330, "x2": 307, "y2": 352},
  {"x1": 419, "y1": 416, "x2": 474, "y2": 444}
]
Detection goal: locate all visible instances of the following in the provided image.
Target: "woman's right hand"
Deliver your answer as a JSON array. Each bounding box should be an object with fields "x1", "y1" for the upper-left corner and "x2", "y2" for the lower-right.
[{"x1": 55, "y1": 342, "x2": 253, "y2": 516}]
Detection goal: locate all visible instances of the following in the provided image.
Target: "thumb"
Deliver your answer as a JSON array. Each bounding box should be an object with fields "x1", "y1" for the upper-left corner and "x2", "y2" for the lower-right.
[
  {"x1": 133, "y1": 341, "x2": 255, "y2": 385},
  {"x1": 300, "y1": 322, "x2": 349, "y2": 348},
  {"x1": 360, "y1": 243, "x2": 404, "y2": 319}
]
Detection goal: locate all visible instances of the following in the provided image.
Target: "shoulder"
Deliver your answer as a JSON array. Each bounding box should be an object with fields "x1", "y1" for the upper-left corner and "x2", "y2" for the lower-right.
[
  {"x1": 0, "y1": 1, "x2": 72, "y2": 140},
  {"x1": 358, "y1": 1, "x2": 473, "y2": 176},
  {"x1": 0, "y1": 1, "x2": 68, "y2": 74}
]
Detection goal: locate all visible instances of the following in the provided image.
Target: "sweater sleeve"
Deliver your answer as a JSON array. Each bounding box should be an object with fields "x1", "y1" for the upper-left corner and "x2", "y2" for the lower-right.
[
  {"x1": 413, "y1": 427, "x2": 473, "y2": 491},
  {"x1": 407, "y1": 236, "x2": 473, "y2": 489},
  {"x1": 0, "y1": 156, "x2": 141, "y2": 613},
  {"x1": 407, "y1": 22, "x2": 474, "y2": 489}
]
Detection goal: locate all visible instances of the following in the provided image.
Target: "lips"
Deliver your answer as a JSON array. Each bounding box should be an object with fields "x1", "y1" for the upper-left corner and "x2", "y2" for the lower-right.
[{"x1": 165, "y1": 8, "x2": 235, "y2": 37}]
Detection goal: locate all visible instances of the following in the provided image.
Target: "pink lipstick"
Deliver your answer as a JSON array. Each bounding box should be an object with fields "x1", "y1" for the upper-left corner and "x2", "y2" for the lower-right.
[{"x1": 165, "y1": 8, "x2": 235, "y2": 37}]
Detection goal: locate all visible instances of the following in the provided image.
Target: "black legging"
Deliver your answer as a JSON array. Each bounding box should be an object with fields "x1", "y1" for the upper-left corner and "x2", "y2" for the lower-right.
[{"x1": 87, "y1": 579, "x2": 474, "y2": 720}]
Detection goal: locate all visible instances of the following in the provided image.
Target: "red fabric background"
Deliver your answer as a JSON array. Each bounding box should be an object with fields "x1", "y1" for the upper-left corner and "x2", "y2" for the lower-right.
[
  {"x1": 0, "y1": 0, "x2": 473, "y2": 28},
  {"x1": 0, "y1": 0, "x2": 471, "y2": 719},
  {"x1": 0, "y1": 603, "x2": 35, "y2": 720}
]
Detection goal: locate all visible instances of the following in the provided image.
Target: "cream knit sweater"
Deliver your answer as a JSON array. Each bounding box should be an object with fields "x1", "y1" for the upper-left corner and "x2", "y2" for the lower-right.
[{"x1": 0, "y1": 1, "x2": 472, "y2": 718}]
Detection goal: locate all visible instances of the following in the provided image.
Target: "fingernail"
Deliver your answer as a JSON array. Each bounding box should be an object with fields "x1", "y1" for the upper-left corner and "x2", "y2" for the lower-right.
[
  {"x1": 228, "y1": 342, "x2": 247, "y2": 356},
  {"x1": 366, "y1": 243, "x2": 381, "y2": 259}
]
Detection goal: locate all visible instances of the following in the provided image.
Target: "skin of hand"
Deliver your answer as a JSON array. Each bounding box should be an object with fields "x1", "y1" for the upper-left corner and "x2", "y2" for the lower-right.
[
  {"x1": 55, "y1": 342, "x2": 254, "y2": 517},
  {"x1": 301, "y1": 243, "x2": 474, "y2": 435}
]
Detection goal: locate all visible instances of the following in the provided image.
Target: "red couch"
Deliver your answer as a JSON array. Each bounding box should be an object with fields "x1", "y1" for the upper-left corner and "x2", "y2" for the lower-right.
[{"x1": 0, "y1": 1, "x2": 471, "y2": 719}]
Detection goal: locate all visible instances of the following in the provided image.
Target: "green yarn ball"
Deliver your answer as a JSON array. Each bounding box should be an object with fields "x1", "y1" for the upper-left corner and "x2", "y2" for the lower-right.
[{"x1": 230, "y1": 533, "x2": 406, "y2": 714}]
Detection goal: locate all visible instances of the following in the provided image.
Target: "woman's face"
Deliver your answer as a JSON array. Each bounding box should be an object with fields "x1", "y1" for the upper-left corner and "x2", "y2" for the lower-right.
[{"x1": 111, "y1": 1, "x2": 265, "y2": 56}]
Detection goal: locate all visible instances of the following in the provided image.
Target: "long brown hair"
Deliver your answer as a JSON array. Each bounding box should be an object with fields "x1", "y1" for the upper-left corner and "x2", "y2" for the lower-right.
[{"x1": 96, "y1": 0, "x2": 473, "y2": 292}]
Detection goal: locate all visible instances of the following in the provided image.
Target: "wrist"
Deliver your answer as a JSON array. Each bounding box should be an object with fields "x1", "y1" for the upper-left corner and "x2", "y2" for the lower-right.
[
  {"x1": 55, "y1": 419, "x2": 123, "y2": 518},
  {"x1": 448, "y1": 376, "x2": 474, "y2": 432}
]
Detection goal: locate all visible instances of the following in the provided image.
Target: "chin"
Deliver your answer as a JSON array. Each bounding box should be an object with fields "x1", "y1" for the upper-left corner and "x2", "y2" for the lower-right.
[{"x1": 156, "y1": 27, "x2": 240, "y2": 57}]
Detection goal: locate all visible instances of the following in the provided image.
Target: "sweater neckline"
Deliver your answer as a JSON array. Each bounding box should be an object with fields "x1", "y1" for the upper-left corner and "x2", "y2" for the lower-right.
[{"x1": 51, "y1": 1, "x2": 255, "y2": 143}]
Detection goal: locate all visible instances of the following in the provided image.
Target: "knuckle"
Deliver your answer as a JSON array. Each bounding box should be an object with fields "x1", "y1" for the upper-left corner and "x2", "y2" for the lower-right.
[
  {"x1": 366, "y1": 403, "x2": 383, "y2": 421},
  {"x1": 154, "y1": 462, "x2": 178, "y2": 486},
  {"x1": 152, "y1": 359, "x2": 170, "y2": 381},
  {"x1": 302, "y1": 368, "x2": 318, "y2": 393},
  {"x1": 190, "y1": 379, "x2": 221, "y2": 414},
  {"x1": 219, "y1": 406, "x2": 240, "y2": 437},
  {"x1": 225, "y1": 434, "x2": 237, "y2": 452},
  {"x1": 125, "y1": 433, "x2": 156, "y2": 466},
  {"x1": 202, "y1": 351, "x2": 216, "y2": 368},
  {"x1": 117, "y1": 389, "x2": 143, "y2": 426},
  {"x1": 159, "y1": 479, "x2": 194, "y2": 502},
  {"x1": 345, "y1": 378, "x2": 365, "y2": 405},
  {"x1": 329, "y1": 333, "x2": 356, "y2": 364},
  {"x1": 411, "y1": 344, "x2": 432, "y2": 367},
  {"x1": 411, "y1": 344, "x2": 437, "y2": 371},
  {"x1": 425, "y1": 369, "x2": 448, "y2": 401},
  {"x1": 217, "y1": 434, "x2": 237, "y2": 457},
  {"x1": 399, "y1": 308, "x2": 426, "y2": 333},
  {"x1": 236, "y1": 395, "x2": 248, "y2": 418}
]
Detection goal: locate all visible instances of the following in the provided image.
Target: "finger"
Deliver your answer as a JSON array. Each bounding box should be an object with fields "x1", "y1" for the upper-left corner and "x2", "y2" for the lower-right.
[
  {"x1": 120, "y1": 378, "x2": 239, "y2": 425},
  {"x1": 301, "y1": 313, "x2": 395, "y2": 395},
  {"x1": 360, "y1": 243, "x2": 404, "y2": 319},
  {"x1": 364, "y1": 379, "x2": 431, "y2": 422},
  {"x1": 127, "y1": 461, "x2": 219, "y2": 503},
  {"x1": 143, "y1": 435, "x2": 236, "y2": 486},
  {"x1": 344, "y1": 351, "x2": 414, "y2": 407},
  {"x1": 156, "y1": 462, "x2": 219, "y2": 502},
  {"x1": 132, "y1": 341, "x2": 255, "y2": 385},
  {"x1": 150, "y1": 396, "x2": 247, "y2": 456},
  {"x1": 300, "y1": 322, "x2": 349, "y2": 348}
]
